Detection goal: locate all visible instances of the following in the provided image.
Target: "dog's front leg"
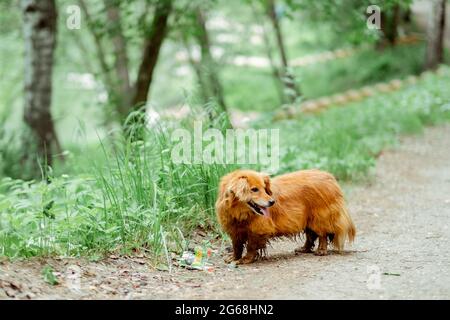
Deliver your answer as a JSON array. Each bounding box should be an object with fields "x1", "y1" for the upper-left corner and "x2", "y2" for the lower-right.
[
  {"x1": 315, "y1": 235, "x2": 328, "y2": 256},
  {"x1": 237, "y1": 236, "x2": 261, "y2": 264},
  {"x1": 225, "y1": 236, "x2": 245, "y2": 263}
]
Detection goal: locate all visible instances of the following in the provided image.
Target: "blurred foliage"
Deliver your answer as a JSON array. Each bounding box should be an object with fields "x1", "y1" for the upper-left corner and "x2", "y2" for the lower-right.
[
  {"x1": 275, "y1": 67, "x2": 450, "y2": 180},
  {"x1": 287, "y1": 0, "x2": 413, "y2": 44}
]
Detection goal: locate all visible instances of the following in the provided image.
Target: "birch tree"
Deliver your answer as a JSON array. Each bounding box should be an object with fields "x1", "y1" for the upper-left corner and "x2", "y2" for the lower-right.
[
  {"x1": 21, "y1": 0, "x2": 61, "y2": 172},
  {"x1": 425, "y1": 0, "x2": 446, "y2": 70}
]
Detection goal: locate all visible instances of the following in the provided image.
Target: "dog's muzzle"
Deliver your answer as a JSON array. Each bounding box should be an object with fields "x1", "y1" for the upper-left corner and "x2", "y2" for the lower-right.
[{"x1": 247, "y1": 200, "x2": 273, "y2": 217}]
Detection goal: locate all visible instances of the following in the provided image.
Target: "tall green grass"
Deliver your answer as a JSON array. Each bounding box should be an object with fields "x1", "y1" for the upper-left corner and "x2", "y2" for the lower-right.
[
  {"x1": 0, "y1": 117, "x2": 236, "y2": 259},
  {"x1": 93, "y1": 122, "x2": 235, "y2": 256}
]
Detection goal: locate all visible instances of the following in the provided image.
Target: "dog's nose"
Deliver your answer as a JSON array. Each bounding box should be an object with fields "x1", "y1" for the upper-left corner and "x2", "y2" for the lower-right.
[{"x1": 268, "y1": 199, "x2": 275, "y2": 207}]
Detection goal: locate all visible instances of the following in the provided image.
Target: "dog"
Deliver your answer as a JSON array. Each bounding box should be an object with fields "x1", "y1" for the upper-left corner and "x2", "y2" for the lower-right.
[{"x1": 216, "y1": 169, "x2": 356, "y2": 264}]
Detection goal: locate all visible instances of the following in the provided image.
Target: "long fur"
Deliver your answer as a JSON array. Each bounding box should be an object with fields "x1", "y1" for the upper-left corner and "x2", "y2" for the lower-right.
[{"x1": 216, "y1": 169, "x2": 356, "y2": 264}]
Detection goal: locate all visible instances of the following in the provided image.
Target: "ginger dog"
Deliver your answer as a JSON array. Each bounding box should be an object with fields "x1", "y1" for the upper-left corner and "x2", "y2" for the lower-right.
[{"x1": 216, "y1": 169, "x2": 356, "y2": 264}]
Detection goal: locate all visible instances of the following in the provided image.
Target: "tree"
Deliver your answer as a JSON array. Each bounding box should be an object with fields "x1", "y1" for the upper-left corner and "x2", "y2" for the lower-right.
[
  {"x1": 21, "y1": 0, "x2": 62, "y2": 173},
  {"x1": 78, "y1": 0, "x2": 173, "y2": 131},
  {"x1": 78, "y1": 0, "x2": 121, "y2": 122},
  {"x1": 378, "y1": 3, "x2": 401, "y2": 48},
  {"x1": 132, "y1": 0, "x2": 173, "y2": 111},
  {"x1": 425, "y1": 0, "x2": 446, "y2": 70},
  {"x1": 174, "y1": 1, "x2": 231, "y2": 127},
  {"x1": 245, "y1": 0, "x2": 301, "y2": 105},
  {"x1": 194, "y1": 8, "x2": 228, "y2": 115},
  {"x1": 104, "y1": 0, "x2": 132, "y2": 118},
  {"x1": 250, "y1": 2, "x2": 285, "y2": 105},
  {"x1": 266, "y1": 0, "x2": 300, "y2": 103}
]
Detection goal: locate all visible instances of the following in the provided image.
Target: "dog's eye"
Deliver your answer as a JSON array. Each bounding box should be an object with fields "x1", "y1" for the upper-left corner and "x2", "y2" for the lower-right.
[{"x1": 251, "y1": 187, "x2": 259, "y2": 192}]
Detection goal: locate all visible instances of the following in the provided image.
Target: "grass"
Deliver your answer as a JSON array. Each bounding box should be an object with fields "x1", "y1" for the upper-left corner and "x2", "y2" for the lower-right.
[
  {"x1": 1, "y1": 67, "x2": 449, "y2": 260},
  {"x1": 222, "y1": 66, "x2": 281, "y2": 111}
]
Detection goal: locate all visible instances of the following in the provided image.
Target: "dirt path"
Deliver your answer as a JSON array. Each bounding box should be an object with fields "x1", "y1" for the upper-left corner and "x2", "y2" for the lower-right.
[{"x1": 1, "y1": 125, "x2": 450, "y2": 300}]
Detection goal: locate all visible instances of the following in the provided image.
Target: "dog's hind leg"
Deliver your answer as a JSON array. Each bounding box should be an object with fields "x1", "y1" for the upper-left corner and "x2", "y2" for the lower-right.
[
  {"x1": 295, "y1": 228, "x2": 317, "y2": 254},
  {"x1": 315, "y1": 235, "x2": 328, "y2": 256}
]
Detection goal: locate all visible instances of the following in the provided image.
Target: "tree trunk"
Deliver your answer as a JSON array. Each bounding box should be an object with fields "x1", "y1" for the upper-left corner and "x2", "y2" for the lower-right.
[
  {"x1": 105, "y1": 0, "x2": 132, "y2": 118},
  {"x1": 195, "y1": 9, "x2": 229, "y2": 115},
  {"x1": 21, "y1": 0, "x2": 61, "y2": 172},
  {"x1": 78, "y1": 0, "x2": 115, "y2": 95},
  {"x1": 132, "y1": 0, "x2": 172, "y2": 110},
  {"x1": 266, "y1": 0, "x2": 300, "y2": 103},
  {"x1": 182, "y1": 37, "x2": 210, "y2": 107},
  {"x1": 425, "y1": 0, "x2": 446, "y2": 70},
  {"x1": 387, "y1": 4, "x2": 400, "y2": 45},
  {"x1": 250, "y1": 2, "x2": 285, "y2": 104},
  {"x1": 378, "y1": 4, "x2": 400, "y2": 48}
]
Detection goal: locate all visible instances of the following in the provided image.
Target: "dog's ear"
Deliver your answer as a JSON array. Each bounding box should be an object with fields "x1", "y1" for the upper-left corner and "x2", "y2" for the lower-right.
[
  {"x1": 262, "y1": 174, "x2": 272, "y2": 196},
  {"x1": 228, "y1": 176, "x2": 249, "y2": 200}
]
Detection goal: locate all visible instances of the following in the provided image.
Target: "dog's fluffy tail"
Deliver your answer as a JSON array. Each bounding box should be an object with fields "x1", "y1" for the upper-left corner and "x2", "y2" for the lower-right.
[{"x1": 332, "y1": 205, "x2": 356, "y2": 251}]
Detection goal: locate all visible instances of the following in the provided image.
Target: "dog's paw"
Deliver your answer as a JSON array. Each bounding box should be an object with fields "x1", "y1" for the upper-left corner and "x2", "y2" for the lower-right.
[
  {"x1": 314, "y1": 249, "x2": 328, "y2": 256},
  {"x1": 227, "y1": 260, "x2": 240, "y2": 267},
  {"x1": 236, "y1": 256, "x2": 256, "y2": 264},
  {"x1": 294, "y1": 247, "x2": 313, "y2": 254},
  {"x1": 224, "y1": 255, "x2": 235, "y2": 263}
]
